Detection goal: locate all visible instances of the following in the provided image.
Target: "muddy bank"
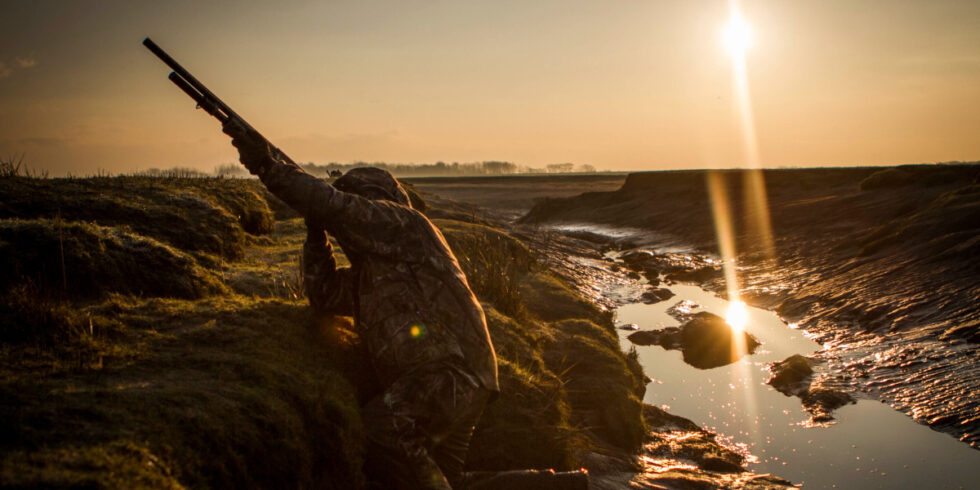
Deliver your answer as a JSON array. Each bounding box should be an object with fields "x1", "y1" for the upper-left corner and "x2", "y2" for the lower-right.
[{"x1": 519, "y1": 164, "x2": 980, "y2": 449}]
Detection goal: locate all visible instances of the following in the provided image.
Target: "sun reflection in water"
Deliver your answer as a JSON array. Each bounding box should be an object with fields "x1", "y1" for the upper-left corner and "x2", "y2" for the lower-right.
[{"x1": 726, "y1": 300, "x2": 749, "y2": 333}]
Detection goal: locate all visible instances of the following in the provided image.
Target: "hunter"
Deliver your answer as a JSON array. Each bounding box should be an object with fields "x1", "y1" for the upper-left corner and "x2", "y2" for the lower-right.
[{"x1": 225, "y1": 124, "x2": 588, "y2": 490}]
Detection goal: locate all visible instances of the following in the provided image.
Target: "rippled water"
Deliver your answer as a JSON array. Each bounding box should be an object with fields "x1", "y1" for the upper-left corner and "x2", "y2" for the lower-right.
[{"x1": 616, "y1": 284, "x2": 980, "y2": 489}]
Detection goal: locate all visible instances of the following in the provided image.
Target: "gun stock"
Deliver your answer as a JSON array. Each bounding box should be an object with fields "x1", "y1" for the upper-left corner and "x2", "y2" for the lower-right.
[{"x1": 143, "y1": 37, "x2": 296, "y2": 165}]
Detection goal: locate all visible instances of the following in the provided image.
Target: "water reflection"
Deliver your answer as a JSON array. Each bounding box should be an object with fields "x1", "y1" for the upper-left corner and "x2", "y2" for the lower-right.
[{"x1": 617, "y1": 284, "x2": 979, "y2": 489}]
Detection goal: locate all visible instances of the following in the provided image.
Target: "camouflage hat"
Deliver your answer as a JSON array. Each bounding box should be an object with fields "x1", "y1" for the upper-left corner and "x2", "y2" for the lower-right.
[{"x1": 333, "y1": 167, "x2": 411, "y2": 207}]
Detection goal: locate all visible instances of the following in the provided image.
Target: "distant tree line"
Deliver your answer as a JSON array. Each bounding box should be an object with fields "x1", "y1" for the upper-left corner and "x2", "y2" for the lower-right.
[{"x1": 214, "y1": 160, "x2": 599, "y2": 178}]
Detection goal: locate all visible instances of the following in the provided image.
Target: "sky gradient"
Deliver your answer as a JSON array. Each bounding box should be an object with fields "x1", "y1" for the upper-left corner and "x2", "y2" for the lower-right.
[{"x1": 1, "y1": 0, "x2": 979, "y2": 175}]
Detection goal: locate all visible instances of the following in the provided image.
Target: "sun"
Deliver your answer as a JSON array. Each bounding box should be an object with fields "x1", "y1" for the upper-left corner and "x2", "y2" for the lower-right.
[{"x1": 722, "y1": 13, "x2": 753, "y2": 58}]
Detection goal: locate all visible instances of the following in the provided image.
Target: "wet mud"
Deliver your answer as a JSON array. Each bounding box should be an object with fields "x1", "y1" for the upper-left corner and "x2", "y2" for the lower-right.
[{"x1": 518, "y1": 164, "x2": 980, "y2": 449}]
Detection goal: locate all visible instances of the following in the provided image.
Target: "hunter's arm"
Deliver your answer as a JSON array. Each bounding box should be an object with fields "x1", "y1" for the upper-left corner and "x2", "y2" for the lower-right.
[
  {"x1": 303, "y1": 227, "x2": 356, "y2": 316},
  {"x1": 226, "y1": 125, "x2": 429, "y2": 259}
]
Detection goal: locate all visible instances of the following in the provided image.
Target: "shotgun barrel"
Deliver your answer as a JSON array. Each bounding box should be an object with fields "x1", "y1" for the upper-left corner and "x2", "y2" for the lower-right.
[{"x1": 143, "y1": 37, "x2": 296, "y2": 165}]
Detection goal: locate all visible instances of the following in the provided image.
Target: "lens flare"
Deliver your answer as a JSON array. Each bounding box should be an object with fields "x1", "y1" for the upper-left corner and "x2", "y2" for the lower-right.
[
  {"x1": 724, "y1": 0, "x2": 776, "y2": 258},
  {"x1": 707, "y1": 171, "x2": 739, "y2": 304}
]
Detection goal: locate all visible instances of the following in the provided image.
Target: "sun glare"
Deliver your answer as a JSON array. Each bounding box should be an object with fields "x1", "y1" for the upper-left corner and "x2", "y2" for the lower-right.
[
  {"x1": 726, "y1": 300, "x2": 749, "y2": 332},
  {"x1": 723, "y1": 14, "x2": 752, "y2": 58}
]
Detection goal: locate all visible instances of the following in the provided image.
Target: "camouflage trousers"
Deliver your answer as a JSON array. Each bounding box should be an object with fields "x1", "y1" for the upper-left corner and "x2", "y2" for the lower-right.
[{"x1": 362, "y1": 362, "x2": 491, "y2": 490}]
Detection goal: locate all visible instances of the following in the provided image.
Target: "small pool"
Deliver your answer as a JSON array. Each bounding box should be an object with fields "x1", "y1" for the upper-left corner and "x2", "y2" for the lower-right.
[{"x1": 616, "y1": 284, "x2": 979, "y2": 489}]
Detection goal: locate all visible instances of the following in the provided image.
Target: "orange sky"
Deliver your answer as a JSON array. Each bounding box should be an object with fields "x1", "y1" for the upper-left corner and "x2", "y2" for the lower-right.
[{"x1": 1, "y1": 0, "x2": 979, "y2": 175}]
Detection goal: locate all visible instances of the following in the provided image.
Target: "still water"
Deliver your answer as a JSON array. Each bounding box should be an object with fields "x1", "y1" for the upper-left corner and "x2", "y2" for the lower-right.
[{"x1": 616, "y1": 284, "x2": 979, "y2": 489}]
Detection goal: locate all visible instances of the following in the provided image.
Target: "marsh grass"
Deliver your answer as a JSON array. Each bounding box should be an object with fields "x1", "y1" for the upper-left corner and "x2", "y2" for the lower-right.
[
  {"x1": 436, "y1": 219, "x2": 536, "y2": 318},
  {"x1": 0, "y1": 154, "x2": 48, "y2": 179},
  {"x1": 0, "y1": 174, "x2": 648, "y2": 487}
]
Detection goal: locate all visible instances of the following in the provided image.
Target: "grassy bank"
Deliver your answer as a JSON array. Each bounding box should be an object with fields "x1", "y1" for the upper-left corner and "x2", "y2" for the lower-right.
[{"x1": 0, "y1": 175, "x2": 646, "y2": 488}]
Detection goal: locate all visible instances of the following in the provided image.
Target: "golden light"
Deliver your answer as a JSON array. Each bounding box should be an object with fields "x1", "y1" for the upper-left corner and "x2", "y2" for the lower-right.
[
  {"x1": 726, "y1": 300, "x2": 749, "y2": 333},
  {"x1": 722, "y1": 13, "x2": 753, "y2": 58}
]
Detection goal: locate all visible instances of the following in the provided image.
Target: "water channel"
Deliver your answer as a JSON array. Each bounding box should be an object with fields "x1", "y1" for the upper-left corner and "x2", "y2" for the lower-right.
[{"x1": 615, "y1": 283, "x2": 979, "y2": 489}]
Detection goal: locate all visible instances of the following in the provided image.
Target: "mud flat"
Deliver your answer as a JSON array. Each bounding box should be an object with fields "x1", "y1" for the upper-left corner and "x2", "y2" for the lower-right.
[{"x1": 518, "y1": 164, "x2": 980, "y2": 452}]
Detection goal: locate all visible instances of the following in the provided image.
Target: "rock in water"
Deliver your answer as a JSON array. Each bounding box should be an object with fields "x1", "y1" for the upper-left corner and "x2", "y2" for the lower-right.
[
  {"x1": 802, "y1": 387, "x2": 855, "y2": 422},
  {"x1": 626, "y1": 312, "x2": 760, "y2": 369},
  {"x1": 767, "y1": 354, "x2": 814, "y2": 396},
  {"x1": 640, "y1": 287, "x2": 675, "y2": 304},
  {"x1": 679, "y1": 312, "x2": 761, "y2": 369},
  {"x1": 766, "y1": 354, "x2": 855, "y2": 422},
  {"x1": 627, "y1": 327, "x2": 680, "y2": 348}
]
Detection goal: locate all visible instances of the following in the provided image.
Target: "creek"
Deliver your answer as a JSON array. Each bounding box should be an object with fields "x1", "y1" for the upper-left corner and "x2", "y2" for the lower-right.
[{"x1": 615, "y1": 283, "x2": 980, "y2": 489}]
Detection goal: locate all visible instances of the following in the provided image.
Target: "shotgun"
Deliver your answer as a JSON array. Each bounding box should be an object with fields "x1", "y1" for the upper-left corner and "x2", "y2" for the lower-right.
[{"x1": 142, "y1": 37, "x2": 296, "y2": 166}]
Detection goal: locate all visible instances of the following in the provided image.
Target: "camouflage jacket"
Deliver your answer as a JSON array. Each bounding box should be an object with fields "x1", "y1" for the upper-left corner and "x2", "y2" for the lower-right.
[{"x1": 253, "y1": 158, "x2": 499, "y2": 393}]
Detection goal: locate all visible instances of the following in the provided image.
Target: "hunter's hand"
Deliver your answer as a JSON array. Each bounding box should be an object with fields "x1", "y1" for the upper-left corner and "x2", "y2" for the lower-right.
[{"x1": 222, "y1": 121, "x2": 272, "y2": 174}]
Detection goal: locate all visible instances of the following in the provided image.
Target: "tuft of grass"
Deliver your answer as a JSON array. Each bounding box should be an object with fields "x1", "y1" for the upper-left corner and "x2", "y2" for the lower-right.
[
  {"x1": 0, "y1": 154, "x2": 49, "y2": 179},
  {"x1": 469, "y1": 306, "x2": 579, "y2": 471},
  {"x1": 436, "y1": 219, "x2": 536, "y2": 318},
  {"x1": 0, "y1": 176, "x2": 275, "y2": 259},
  {"x1": 518, "y1": 271, "x2": 609, "y2": 324},
  {"x1": 859, "y1": 168, "x2": 912, "y2": 190},
  {"x1": 541, "y1": 320, "x2": 647, "y2": 452},
  {"x1": 0, "y1": 218, "x2": 227, "y2": 300},
  {"x1": 0, "y1": 281, "x2": 91, "y2": 346}
]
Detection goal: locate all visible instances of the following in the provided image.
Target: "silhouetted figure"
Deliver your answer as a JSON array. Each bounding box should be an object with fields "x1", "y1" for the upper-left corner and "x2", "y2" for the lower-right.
[{"x1": 224, "y1": 124, "x2": 588, "y2": 490}]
